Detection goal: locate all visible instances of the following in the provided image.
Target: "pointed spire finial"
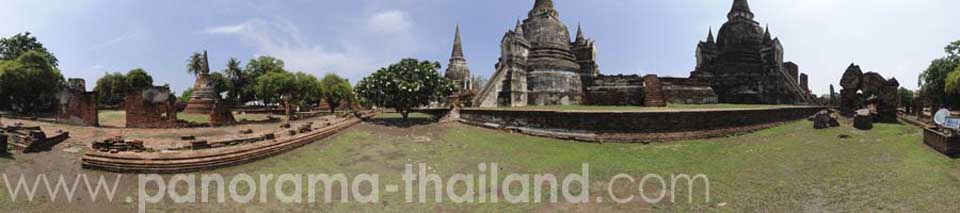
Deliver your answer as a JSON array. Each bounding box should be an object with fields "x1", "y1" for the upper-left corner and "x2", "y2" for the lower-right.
[
  {"x1": 706, "y1": 27, "x2": 715, "y2": 44},
  {"x1": 727, "y1": 0, "x2": 755, "y2": 20},
  {"x1": 451, "y1": 25, "x2": 464, "y2": 59},
  {"x1": 202, "y1": 50, "x2": 210, "y2": 74},
  {"x1": 576, "y1": 22, "x2": 585, "y2": 40},
  {"x1": 529, "y1": 0, "x2": 558, "y2": 17},
  {"x1": 514, "y1": 19, "x2": 524, "y2": 35}
]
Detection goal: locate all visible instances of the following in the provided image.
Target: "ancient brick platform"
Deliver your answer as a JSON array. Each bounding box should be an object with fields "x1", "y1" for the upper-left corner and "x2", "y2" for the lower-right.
[
  {"x1": 458, "y1": 106, "x2": 826, "y2": 143},
  {"x1": 923, "y1": 128, "x2": 960, "y2": 158},
  {"x1": 81, "y1": 112, "x2": 373, "y2": 173}
]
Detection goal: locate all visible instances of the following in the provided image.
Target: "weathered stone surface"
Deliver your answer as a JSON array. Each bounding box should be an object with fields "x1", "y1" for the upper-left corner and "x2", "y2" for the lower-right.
[
  {"x1": 184, "y1": 51, "x2": 220, "y2": 114},
  {"x1": 473, "y1": 0, "x2": 588, "y2": 107},
  {"x1": 459, "y1": 106, "x2": 826, "y2": 142},
  {"x1": 877, "y1": 78, "x2": 900, "y2": 123},
  {"x1": 642, "y1": 75, "x2": 667, "y2": 107},
  {"x1": 584, "y1": 75, "x2": 644, "y2": 106},
  {"x1": 209, "y1": 100, "x2": 236, "y2": 126},
  {"x1": 860, "y1": 72, "x2": 887, "y2": 96},
  {"x1": 839, "y1": 64, "x2": 864, "y2": 116},
  {"x1": 812, "y1": 110, "x2": 839, "y2": 129},
  {"x1": 923, "y1": 128, "x2": 960, "y2": 157},
  {"x1": 56, "y1": 78, "x2": 99, "y2": 126},
  {"x1": 689, "y1": 0, "x2": 814, "y2": 104},
  {"x1": 125, "y1": 87, "x2": 182, "y2": 128},
  {"x1": 660, "y1": 77, "x2": 719, "y2": 104},
  {"x1": 445, "y1": 25, "x2": 472, "y2": 93},
  {"x1": 854, "y1": 109, "x2": 873, "y2": 130}
]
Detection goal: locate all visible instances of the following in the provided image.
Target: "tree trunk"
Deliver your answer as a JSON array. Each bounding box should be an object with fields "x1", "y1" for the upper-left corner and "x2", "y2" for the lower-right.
[
  {"x1": 400, "y1": 109, "x2": 409, "y2": 121},
  {"x1": 283, "y1": 100, "x2": 293, "y2": 121}
]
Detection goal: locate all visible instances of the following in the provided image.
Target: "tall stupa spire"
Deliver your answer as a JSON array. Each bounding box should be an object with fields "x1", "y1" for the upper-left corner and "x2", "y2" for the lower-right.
[
  {"x1": 514, "y1": 19, "x2": 524, "y2": 35},
  {"x1": 529, "y1": 0, "x2": 558, "y2": 17},
  {"x1": 576, "y1": 23, "x2": 585, "y2": 40},
  {"x1": 706, "y1": 27, "x2": 715, "y2": 44},
  {"x1": 727, "y1": 0, "x2": 755, "y2": 20},
  {"x1": 451, "y1": 24, "x2": 464, "y2": 59}
]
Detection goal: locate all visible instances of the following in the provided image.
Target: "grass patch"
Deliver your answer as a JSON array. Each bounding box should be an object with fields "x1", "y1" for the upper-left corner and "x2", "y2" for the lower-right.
[
  {"x1": 98, "y1": 110, "x2": 126, "y2": 127},
  {"x1": 138, "y1": 119, "x2": 960, "y2": 211},
  {"x1": 509, "y1": 103, "x2": 786, "y2": 111}
]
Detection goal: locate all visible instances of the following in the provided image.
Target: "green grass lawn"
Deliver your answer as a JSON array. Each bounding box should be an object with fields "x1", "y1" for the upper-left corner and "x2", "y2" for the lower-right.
[
  {"x1": 3, "y1": 113, "x2": 958, "y2": 211},
  {"x1": 130, "y1": 115, "x2": 957, "y2": 212},
  {"x1": 507, "y1": 103, "x2": 787, "y2": 111}
]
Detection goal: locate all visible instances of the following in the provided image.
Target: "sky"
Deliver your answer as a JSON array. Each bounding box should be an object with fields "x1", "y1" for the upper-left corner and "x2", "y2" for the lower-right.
[{"x1": 1, "y1": 0, "x2": 958, "y2": 95}]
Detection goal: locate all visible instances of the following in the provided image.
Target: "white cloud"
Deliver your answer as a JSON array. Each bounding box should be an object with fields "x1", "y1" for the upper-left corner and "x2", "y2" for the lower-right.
[
  {"x1": 204, "y1": 22, "x2": 252, "y2": 34},
  {"x1": 203, "y1": 11, "x2": 419, "y2": 82},
  {"x1": 367, "y1": 10, "x2": 411, "y2": 33}
]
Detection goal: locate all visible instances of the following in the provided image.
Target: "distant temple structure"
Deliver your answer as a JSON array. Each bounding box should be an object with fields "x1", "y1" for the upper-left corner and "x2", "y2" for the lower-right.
[
  {"x1": 690, "y1": 0, "x2": 815, "y2": 104},
  {"x1": 183, "y1": 51, "x2": 221, "y2": 114},
  {"x1": 444, "y1": 25, "x2": 472, "y2": 93},
  {"x1": 473, "y1": 0, "x2": 601, "y2": 107},
  {"x1": 472, "y1": 0, "x2": 812, "y2": 108}
]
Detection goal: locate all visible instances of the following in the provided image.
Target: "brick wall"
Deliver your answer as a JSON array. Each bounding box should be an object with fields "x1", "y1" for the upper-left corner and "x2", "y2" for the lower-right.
[
  {"x1": 460, "y1": 106, "x2": 825, "y2": 135},
  {"x1": 583, "y1": 75, "x2": 645, "y2": 106},
  {"x1": 56, "y1": 91, "x2": 99, "y2": 126},
  {"x1": 125, "y1": 89, "x2": 182, "y2": 128}
]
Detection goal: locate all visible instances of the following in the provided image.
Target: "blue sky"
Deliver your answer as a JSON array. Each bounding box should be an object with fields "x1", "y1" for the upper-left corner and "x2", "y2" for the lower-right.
[{"x1": 2, "y1": 0, "x2": 958, "y2": 95}]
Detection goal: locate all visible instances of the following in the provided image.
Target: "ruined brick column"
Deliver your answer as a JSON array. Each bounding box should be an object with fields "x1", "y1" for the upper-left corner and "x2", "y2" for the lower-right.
[
  {"x1": 56, "y1": 79, "x2": 99, "y2": 126},
  {"x1": 643, "y1": 75, "x2": 667, "y2": 107},
  {"x1": 209, "y1": 100, "x2": 236, "y2": 126}
]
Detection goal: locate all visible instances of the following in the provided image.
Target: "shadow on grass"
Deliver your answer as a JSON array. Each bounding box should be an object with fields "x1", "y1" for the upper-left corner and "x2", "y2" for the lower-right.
[
  {"x1": 367, "y1": 117, "x2": 436, "y2": 128},
  {"x1": 0, "y1": 152, "x2": 13, "y2": 160}
]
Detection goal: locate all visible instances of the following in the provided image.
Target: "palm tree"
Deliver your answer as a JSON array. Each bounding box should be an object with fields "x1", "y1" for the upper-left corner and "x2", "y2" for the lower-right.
[
  {"x1": 224, "y1": 57, "x2": 245, "y2": 104},
  {"x1": 186, "y1": 52, "x2": 205, "y2": 76}
]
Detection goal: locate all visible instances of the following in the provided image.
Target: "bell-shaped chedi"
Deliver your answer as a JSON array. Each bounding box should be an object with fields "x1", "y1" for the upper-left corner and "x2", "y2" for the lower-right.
[{"x1": 183, "y1": 51, "x2": 221, "y2": 114}]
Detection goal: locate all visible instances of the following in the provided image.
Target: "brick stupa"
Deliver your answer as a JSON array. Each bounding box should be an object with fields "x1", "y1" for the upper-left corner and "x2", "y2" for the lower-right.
[{"x1": 183, "y1": 51, "x2": 220, "y2": 114}]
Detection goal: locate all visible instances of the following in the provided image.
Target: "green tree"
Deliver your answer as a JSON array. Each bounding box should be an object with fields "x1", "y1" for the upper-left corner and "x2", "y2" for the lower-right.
[
  {"x1": 355, "y1": 58, "x2": 454, "y2": 120},
  {"x1": 919, "y1": 40, "x2": 960, "y2": 108},
  {"x1": 180, "y1": 88, "x2": 194, "y2": 103},
  {"x1": 254, "y1": 71, "x2": 317, "y2": 119},
  {"x1": 0, "y1": 51, "x2": 65, "y2": 113},
  {"x1": 319, "y1": 73, "x2": 353, "y2": 113},
  {"x1": 0, "y1": 32, "x2": 58, "y2": 67},
  {"x1": 244, "y1": 56, "x2": 285, "y2": 103},
  {"x1": 125, "y1": 68, "x2": 154, "y2": 91},
  {"x1": 223, "y1": 58, "x2": 245, "y2": 104},
  {"x1": 93, "y1": 72, "x2": 128, "y2": 106},
  {"x1": 209, "y1": 72, "x2": 230, "y2": 97},
  {"x1": 186, "y1": 52, "x2": 206, "y2": 76},
  {"x1": 899, "y1": 87, "x2": 915, "y2": 108}
]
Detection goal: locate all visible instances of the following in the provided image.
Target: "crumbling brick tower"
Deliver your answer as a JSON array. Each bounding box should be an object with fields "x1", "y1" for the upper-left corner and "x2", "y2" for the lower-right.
[
  {"x1": 125, "y1": 87, "x2": 181, "y2": 128},
  {"x1": 56, "y1": 78, "x2": 99, "y2": 126}
]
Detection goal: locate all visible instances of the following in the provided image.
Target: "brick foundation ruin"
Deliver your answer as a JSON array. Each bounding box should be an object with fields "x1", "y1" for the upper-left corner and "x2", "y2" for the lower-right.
[
  {"x1": 125, "y1": 87, "x2": 183, "y2": 128},
  {"x1": 659, "y1": 77, "x2": 719, "y2": 104},
  {"x1": 82, "y1": 111, "x2": 376, "y2": 173},
  {"x1": 642, "y1": 75, "x2": 667, "y2": 107},
  {"x1": 2, "y1": 125, "x2": 70, "y2": 153},
  {"x1": 209, "y1": 100, "x2": 236, "y2": 126},
  {"x1": 56, "y1": 78, "x2": 99, "y2": 126}
]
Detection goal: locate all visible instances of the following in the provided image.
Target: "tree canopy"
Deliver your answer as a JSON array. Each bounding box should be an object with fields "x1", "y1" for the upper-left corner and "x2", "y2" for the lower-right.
[
  {"x1": 319, "y1": 73, "x2": 353, "y2": 113},
  {"x1": 0, "y1": 50, "x2": 65, "y2": 113},
  {"x1": 355, "y1": 58, "x2": 454, "y2": 119},
  {"x1": 93, "y1": 68, "x2": 156, "y2": 106},
  {"x1": 0, "y1": 32, "x2": 58, "y2": 67},
  {"x1": 920, "y1": 40, "x2": 960, "y2": 108}
]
